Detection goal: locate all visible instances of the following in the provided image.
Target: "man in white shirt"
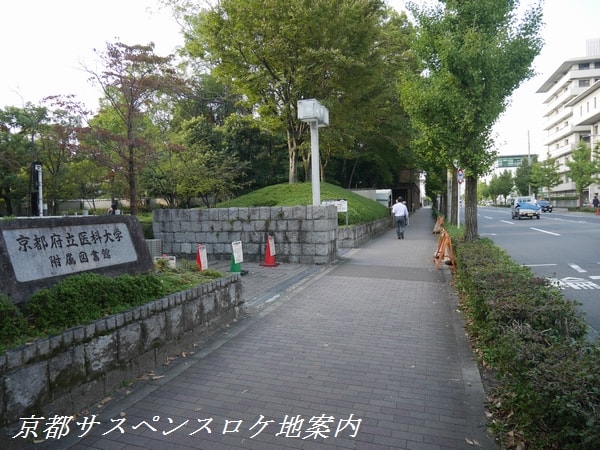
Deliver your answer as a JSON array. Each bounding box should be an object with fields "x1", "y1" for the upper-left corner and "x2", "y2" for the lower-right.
[{"x1": 391, "y1": 197, "x2": 409, "y2": 239}]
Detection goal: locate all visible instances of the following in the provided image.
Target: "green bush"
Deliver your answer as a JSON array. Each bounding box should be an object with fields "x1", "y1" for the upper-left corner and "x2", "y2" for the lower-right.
[
  {"x1": 451, "y1": 232, "x2": 600, "y2": 448},
  {"x1": 25, "y1": 272, "x2": 166, "y2": 333},
  {"x1": 0, "y1": 295, "x2": 30, "y2": 347}
]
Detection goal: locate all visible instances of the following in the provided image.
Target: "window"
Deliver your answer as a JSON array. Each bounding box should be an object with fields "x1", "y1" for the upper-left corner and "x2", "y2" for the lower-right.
[
  {"x1": 579, "y1": 79, "x2": 590, "y2": 88},
  {"x1": 579, "y1": 63, "x2": 590, "y2": 70}
]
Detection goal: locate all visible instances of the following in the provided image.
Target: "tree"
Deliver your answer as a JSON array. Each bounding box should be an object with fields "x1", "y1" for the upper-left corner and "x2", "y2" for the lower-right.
[
  {"x1": 514, "y1": 156, "x2": 538, "y2": 197},
  {"x1": 82, "y1": 42, "x2": 182, "y2": 215},
  {"x1": 219, "y1": 115, "x2": 288, "y2": 192},
  {"x1": 35, "y1": 98, "x2": 84, "y2": 215},
  {"x1": 478, "y1": 179, "x2": 490, "y2": 202},
  {"x1": 181, "y1": 0, "x2": 412, "y2": 184},
  {"x1": 400, "y1": 0, "x2": 543, "y2": 240},
  {"x1": 566, "y1": 140, "x2": 600, "y2": 206},
  {"x1": 531, "y1": 153, "x2": 561, "y2": 200},
  {"x1": 0, "y1": 104, "x2": 50, "y2": 216},
  {"x1": 141, "y1": 116, "x2": 249, "y2": 207},
  {"x1": 489, "y1": 170, "x2": 514, "y2": 204},
  {"x1": 0, "y1": 107, "x2": 32, "y2": 215}
]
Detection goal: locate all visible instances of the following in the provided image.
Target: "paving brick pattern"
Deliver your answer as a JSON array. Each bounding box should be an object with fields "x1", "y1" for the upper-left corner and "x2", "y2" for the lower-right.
[{"x1": 10, "y1": 208, "x2": 497, "y2": 450}]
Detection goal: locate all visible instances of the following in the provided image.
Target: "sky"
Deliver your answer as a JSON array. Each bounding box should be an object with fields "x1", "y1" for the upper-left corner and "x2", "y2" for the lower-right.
[{"x1": 1, "y1": 0, "x2": 600, "y2": 157}]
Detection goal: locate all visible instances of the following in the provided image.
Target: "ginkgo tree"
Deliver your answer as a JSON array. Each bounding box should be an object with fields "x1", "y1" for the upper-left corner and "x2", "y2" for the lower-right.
[
  {"x1": 400, "y1": 0, "x2": 543, "y2": 240},
  {"x1": 566, "y1": 140, "x2": 600, "y2": 206}
]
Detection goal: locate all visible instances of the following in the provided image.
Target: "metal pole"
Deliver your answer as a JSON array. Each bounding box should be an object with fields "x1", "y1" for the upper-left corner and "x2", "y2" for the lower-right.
[
  {"x1": 528, "y1": 130, "x2": 532, "y2": 197},
  {"x1": 457, "y1": 180, "x2": 460, "y2": 229},
  {"x1": 36, "y1": 164, "x2": 43, "y2": 217},
  {"x1": 310, "y1": 121, "x2": 320, "y2": 206}
]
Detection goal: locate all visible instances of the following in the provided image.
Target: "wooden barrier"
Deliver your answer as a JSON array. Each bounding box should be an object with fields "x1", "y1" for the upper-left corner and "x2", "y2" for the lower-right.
[
  {"x1": 433, "y1": 228, "x2": 456, "y2": 272},
  {"x1": 433, "y1": 215, "x2": 444, "y2": 234}
]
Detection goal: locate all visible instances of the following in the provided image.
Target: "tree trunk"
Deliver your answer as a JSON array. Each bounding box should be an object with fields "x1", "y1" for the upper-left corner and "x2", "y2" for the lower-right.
[
  {"x1": 464, "y1": 174, "x2": 478, "y2": 241},
  {"x1": 287, "y1": 131, "x2": 298, "y2": 183},
  {"x1": 449, "y1": 167, "x2": 457, "y2": 225},
  {"x1": 128, "y1": 142, "x2": 137, "y2": 215}
]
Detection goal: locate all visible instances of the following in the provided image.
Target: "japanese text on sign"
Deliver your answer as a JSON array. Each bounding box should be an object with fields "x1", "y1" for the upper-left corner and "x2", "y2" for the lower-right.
[
  {"x1": 322, "y1": 199, "x2": 348, "y2": 213},
  {"x1": 3, "y1": 224, "x2": 137, "y2": 282}
]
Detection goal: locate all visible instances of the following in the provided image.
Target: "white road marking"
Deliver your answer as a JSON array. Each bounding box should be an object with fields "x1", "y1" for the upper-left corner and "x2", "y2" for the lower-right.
[
  {"x1": 524, "y1": 264, "x2": 557, "y2": 267},
  {"x1": 500, "y1": 220, "x2": 513, "y2": 224},
  {"x1": 569, "y1": 263, "x2": 587, "y2": 273},
  {"x1": 530, "y1": 227, "x2": 560, "y2": 236}
]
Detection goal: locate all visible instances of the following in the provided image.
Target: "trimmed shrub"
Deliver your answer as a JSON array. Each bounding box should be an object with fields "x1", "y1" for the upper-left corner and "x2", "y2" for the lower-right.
[
  {"x1": 25, "y1": 272, "x2": 166, "y2": 332},
  {"x1": 0, "y1": 295, "x2": 30, "y2": 349},
  {"x1": 451, "y1": 232, "x2": 600, "y2": 448}
]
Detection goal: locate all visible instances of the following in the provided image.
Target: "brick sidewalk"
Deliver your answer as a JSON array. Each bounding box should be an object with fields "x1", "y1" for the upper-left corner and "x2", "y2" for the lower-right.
[{"x1": 6, "y1": 208, "x2": 497, "y2": 449}]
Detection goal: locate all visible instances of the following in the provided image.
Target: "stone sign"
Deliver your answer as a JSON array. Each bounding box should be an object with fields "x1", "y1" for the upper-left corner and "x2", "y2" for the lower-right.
[{"x1": 0, "y1": 215, "x2": 153, "y2": 305}]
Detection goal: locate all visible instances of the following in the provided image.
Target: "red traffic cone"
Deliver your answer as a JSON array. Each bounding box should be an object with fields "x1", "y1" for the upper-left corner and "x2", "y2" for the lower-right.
[{"x1": 261, "y1": 234, "x2": 279, "y2": 267}]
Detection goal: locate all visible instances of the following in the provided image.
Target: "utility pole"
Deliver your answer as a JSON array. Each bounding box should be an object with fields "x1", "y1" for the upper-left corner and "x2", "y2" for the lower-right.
[{"x1": 528, "y1": 130, "x2": 532, "y2": 197}]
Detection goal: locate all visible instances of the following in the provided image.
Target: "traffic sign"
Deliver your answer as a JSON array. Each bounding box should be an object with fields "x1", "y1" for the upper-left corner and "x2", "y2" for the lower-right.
[{"x1": 457, "y1": 168, "x2": 464, "y2": 184}]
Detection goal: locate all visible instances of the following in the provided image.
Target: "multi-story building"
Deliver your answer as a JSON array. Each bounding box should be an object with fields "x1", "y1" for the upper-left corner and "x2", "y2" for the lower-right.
[
  {"x1": 537, "y1": 38, "x2": 600, "y2": 204},
  {"x1": 492, "y1": 154, "x2": 532, "y2": 179}
]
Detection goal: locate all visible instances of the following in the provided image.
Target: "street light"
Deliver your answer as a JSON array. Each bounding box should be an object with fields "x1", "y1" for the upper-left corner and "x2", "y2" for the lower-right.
[{"x1": 298, "y1": 99, "x2": 329, "y2": 206}]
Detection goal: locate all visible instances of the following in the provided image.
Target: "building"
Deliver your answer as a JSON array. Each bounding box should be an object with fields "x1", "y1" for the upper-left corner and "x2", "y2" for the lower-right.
[
  {"x1": 537, "y1": 38, "x2": 600, "y2": 204},
  {"x1": 491, "y1": 154, "x2": 532, "y2": 179}
]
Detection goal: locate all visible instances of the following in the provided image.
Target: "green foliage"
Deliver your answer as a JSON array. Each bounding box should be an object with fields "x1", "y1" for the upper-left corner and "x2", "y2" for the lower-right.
[
  {"x1": 0, "y1": 105, "x2": 48, "y2": 216},
  {"x1": 0, "y1": 295, "x2": 30, "y2": 349},
  {"x1": 183, "y1": 0, "x2": 416, "y2": 184},
  {"x1": 0, "y1": 266, "x2": 225, "y2": 350},
  {"x1": 488, "y1": 170, "x2": 514, "y2": 203},
  {"x1": 217, "y1": 182, "x2": 390, "y2": 225},
  {"x1": 514, "y1": 156, "x2": 538, "y2": 196},
  {"x1": 532, "y1": 153, "x2": 561, "y2": 199},
  {"x1": 81, "y1": 42, "x2": 183, "y2": 215},
  {"x1": 25, "y1": 273, "x2": 166, "y2": 332},
  {"x1": 400, "y1": 0, "x2": 543, "y2": 240},
  {"x1": 566, "y1": 141, "x2": 600, "y2": 206},
  {"x1": 452, "y1": 235, "x2": 600, "y2": 448},
  {"x1": 137, "y1": 213, "x2": 154, "y2": 238}
]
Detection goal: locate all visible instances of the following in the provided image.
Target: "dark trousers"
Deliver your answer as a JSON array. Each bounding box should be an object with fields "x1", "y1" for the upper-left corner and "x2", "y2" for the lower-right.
[{"x1": 395, "y1": 216, "x2": 406, "y2": 237}]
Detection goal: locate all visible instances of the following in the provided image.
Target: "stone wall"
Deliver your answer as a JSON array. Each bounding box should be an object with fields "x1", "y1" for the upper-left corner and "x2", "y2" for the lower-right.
[
  {"x1": 0, "y1": 276, "x2": 242, "y2": 427},
  {"x1": 337, "y1": 216, "x2": 393, "y2": 248},
  {"x1": 153, "y1": 206, "x2": 339, "y2": 264}
]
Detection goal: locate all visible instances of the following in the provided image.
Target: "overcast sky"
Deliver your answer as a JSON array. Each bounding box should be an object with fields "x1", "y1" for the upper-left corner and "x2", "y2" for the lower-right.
[{"x1": 2, "y1": 0, "x2": 600, "y2": 157}]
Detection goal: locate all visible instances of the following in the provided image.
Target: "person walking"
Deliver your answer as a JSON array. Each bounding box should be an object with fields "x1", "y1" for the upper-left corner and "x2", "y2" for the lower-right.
[
  {"x1": 392, "y1": 197, "x2": 409, "y2": 239},
  {"x1": 593, "y1": 194, "x2": 599, "y2": 215}
]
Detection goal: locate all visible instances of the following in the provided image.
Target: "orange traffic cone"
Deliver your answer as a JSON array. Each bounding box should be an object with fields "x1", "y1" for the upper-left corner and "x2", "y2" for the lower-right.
[{"x1": 261, "y1": 234, "x2": 279, "y2": 267}]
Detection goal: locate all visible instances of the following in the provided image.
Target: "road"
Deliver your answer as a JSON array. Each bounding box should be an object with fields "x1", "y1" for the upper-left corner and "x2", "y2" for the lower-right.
[{"x1": 474, "y1": 206, "x2": 600, "y2": 339}]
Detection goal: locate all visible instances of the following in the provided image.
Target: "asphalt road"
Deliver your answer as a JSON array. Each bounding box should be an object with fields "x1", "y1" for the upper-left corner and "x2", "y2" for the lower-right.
[{"x1": 475, "y1": 206, "x2": 600, "y2": 339}]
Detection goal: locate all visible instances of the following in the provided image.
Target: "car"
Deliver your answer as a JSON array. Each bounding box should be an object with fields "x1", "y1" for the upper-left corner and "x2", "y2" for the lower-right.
[
  {"x1": 537, "y1": 199, "x2": 553, "y2": 212},
  {"x1": 511, "y1": 201, "x2": 541, "y2": 220}
]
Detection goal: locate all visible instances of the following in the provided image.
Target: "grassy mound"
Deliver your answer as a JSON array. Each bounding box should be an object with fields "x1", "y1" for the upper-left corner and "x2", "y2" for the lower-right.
[{"x1": 218, "y1": 182, "x2": 390, "y2": 226}]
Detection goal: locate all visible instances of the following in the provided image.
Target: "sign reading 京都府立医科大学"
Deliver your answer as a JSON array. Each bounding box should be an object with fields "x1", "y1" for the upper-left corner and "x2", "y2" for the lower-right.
[{"x1": 0, "y1": 215, "x2": 153, "y2": 305}]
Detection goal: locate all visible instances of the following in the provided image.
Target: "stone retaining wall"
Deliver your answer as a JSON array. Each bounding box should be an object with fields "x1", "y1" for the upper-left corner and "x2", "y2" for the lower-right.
[
  {"x1": 337, "y1": 216, "x2": 393, "y2": 248},
  {"x1": 153, "y1": 206, "x2": 339, "y2": 264},
  {"x1": 0, "y1": 276, "x2": 242, "y2": 427}
]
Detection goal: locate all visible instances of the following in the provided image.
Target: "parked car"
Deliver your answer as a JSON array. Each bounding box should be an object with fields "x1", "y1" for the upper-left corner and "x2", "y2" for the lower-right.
[
  {"x1": 511, "y1": 201, "x2": 541, "y2": 220},
  {"x1": 537, "y1": 199, "x2": 553, "y2": 212}
]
